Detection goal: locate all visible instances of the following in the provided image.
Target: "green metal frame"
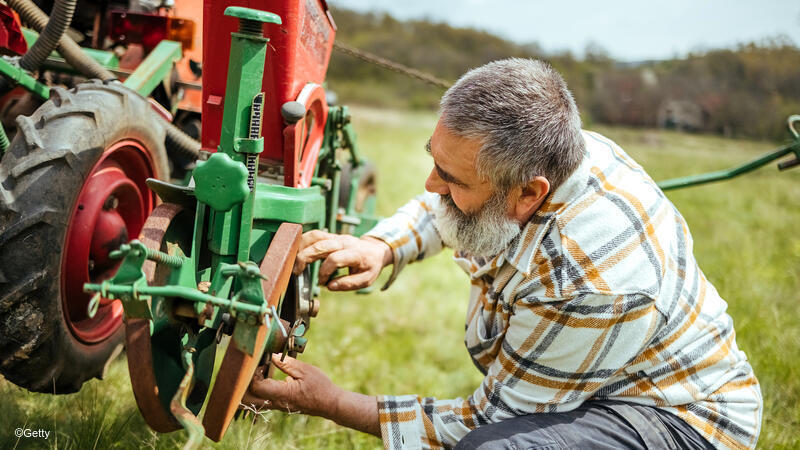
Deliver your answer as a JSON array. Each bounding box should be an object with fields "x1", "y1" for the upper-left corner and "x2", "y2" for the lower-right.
[
  {"x1": 121, "y1": 40, "x2": 183, "y2": 97},
  {"x1": 80, "y1": 6, "x2": 379, "y2": 445},
  {"x1": 657, "y1": 115, "x2": 800, "y2": 190},
  {"x1": 21, "y1": 28, "x2": 120, "y2": 69}
]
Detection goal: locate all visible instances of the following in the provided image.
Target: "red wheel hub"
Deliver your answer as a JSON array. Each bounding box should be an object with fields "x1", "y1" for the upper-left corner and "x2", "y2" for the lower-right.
[{"x1": 62, "y1": 140, "x2": 158, "y2": 344}]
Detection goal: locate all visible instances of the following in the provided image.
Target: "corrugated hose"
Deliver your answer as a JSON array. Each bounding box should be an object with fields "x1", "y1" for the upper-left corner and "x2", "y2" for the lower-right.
[{"x1": 8, "y1": 0, "x2": 201, "y2": 161}]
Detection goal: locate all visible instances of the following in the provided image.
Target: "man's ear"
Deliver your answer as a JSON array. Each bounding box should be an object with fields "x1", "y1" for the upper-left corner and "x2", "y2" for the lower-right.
[{"x1": 512, "y1": 176, "x2": 550, "y2": 222}]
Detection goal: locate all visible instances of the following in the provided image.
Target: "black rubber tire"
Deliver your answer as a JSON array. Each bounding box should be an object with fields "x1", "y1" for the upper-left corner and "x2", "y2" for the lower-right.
[{"x1": 0, "y1": 80, "x2": 169, "y2": 393}]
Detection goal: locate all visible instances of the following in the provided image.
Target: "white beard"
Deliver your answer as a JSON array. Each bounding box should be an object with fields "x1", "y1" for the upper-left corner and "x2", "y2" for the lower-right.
[{"x1": 432, "y1": 191, "x2": 522, "y2": 258}]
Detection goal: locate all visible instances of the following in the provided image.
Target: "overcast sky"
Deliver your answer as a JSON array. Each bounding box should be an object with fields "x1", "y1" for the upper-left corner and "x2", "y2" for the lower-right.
[{"x1": 328, "y1": 0, "x2": 800, "y2": 61}]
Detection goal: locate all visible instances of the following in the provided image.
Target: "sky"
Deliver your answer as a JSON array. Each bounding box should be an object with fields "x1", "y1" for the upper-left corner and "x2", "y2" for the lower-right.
[{"x1": 328, "y1": 0, "x2": 800, "y2": 62}]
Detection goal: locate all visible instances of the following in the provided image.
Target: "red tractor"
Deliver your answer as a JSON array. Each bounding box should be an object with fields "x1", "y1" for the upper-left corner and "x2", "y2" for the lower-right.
[{"x1": 0, "y1": 1, "x2": 369, "y2": 413}]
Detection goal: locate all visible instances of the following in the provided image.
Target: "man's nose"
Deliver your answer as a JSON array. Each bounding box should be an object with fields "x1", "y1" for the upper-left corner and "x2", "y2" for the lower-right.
[{"x1": 425, "y1": 168, "x2": 449, "y2": 195}]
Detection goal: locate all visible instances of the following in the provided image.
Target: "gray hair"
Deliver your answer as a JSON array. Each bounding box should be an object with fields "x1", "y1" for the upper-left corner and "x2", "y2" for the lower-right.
[{"x1": 440, "y1": 58, "x2": 585, "y2": 191}]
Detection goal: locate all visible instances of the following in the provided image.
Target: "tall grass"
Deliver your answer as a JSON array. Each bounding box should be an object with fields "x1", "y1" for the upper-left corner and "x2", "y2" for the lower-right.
[{"x1": 1, "y1": 107, "x2": 797, "y2": 448}]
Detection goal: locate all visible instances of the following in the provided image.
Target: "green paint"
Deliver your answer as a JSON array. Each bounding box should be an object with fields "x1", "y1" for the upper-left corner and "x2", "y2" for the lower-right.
[
  {"x1": 193, "y1": 152, "x2": 250, "y2": 211},
  {"x1": 0, "y1": 123, "x2": 10, "y2": 156},
  {"x1": 0, "y1": 57, "x2": 50, "y2": 100},
  {"x1": 223, "y1": 6, "x2": 282, "y2": 25},
  {"x1": 253, "y1": 184, "x2": 326, "y2": 224},
  {"x1": 122, "y1": 40, "x2": 182, "y2": 97},
  {"x1": 21, "y1": 28, "x2": 119, "y2": 69},
  {"x1": 658, "y1": 140, "x2": 800, "y2": 190}
]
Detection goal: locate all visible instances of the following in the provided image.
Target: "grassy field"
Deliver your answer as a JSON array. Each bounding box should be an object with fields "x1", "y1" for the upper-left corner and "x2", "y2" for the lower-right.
[{"x1": 2, "y1": 107, "x2": 798, "y2": 449}]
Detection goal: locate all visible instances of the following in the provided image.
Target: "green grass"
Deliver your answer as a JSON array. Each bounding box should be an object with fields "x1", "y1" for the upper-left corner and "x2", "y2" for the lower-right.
[{"x1": 1, "y1": 108, "x2": 798, "y2": 448}]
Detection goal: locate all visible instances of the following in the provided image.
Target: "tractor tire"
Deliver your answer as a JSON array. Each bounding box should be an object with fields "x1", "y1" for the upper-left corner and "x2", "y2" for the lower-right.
[{"x1": 0, "y1": 80, "x2": 169, "y2": 393}]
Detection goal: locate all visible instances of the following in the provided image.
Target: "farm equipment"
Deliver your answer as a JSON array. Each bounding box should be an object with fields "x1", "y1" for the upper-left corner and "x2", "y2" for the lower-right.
[
  {"x1": 0, "y1": 2, "x2": 378, "y2": 438},
  {"x1": 656, "y1": 115, "x2": 800, "y2": 190},
  {"x1": 81, "y1": 2, "x2": 378, "y2": 442},
  {"x1": 0, "y1": 0, "x2": 205, "y2": 394},
  {"x1": 0, "y1": 0, "x2": 376, "y2": 443}
]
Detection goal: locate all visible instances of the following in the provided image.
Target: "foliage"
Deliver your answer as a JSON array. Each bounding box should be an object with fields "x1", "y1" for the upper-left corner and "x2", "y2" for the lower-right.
[
  {"x1": 327, "y1": 7, "x2": 800, "y2": 141},
  {"x1": 1, "y1": 109, "x2": 798, "y2": 448}
]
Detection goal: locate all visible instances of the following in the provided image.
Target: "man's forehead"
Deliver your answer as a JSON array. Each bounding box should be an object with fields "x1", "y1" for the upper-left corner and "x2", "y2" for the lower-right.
[{"x1": 430, "y1": 122, "x2": 481, "y2": 164}]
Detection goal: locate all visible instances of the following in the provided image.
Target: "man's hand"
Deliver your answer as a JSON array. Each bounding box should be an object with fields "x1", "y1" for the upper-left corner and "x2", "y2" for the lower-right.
[
  {"x1": 243, "y1": 354, "x2": 341, "y2": 417},
  {"x1": 243, "y1": 355, "x2": 380, "y2": 437},
  {"x1": 292, "y1": 230, "x2": 393, "y2": 291}
]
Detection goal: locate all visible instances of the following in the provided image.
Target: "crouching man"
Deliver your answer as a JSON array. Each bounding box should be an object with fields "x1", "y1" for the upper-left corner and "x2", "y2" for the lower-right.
[{"x1": 244, "y1": 59, "x2": 762, "y2": 449}]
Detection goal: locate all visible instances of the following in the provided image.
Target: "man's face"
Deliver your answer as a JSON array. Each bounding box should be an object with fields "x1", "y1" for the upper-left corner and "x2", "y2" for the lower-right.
[{"x1": 425, "y1": 121, "x2": 522, "y2": 257}]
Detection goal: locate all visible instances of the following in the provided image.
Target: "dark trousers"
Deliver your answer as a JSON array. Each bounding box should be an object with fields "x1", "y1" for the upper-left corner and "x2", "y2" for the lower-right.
[{"x1": 454, "y1": 401, "x2": 715, "y2": 450}]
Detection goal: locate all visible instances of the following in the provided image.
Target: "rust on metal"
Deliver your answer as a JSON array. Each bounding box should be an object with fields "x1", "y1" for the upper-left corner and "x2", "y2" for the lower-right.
[
  {"x1": 125, "y1": 203, "x2": 183, "y2": 433},
  {"x1": 202, "y1": 222, "x2": 302, "y2": 442}
]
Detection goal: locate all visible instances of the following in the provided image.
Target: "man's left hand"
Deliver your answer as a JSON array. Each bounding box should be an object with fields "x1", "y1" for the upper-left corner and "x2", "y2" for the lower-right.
[
  {"x1": 242, "y1": 354, "x2": 381, "y2": 437},
  {"x1": 242, "y1": 354, "x2": 341, "y2": 417}
]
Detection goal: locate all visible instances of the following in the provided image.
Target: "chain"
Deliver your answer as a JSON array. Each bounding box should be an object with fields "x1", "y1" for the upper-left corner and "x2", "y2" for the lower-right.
[{"x1": 333, "y1": 40, "x2": 452, "y2": 90}]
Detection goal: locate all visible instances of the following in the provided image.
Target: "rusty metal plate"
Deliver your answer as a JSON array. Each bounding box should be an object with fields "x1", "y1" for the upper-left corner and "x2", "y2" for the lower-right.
[
  {"x1": 126, "y1": 202, "x2": 184, "y2": 433},
  {"x1": 202, "y1": 222, "x2": 302, "y2": 442}
]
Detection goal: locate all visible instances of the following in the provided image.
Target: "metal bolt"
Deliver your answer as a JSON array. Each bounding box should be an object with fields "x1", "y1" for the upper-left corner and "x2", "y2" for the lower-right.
[{"x1": 103, "y1": 195, "x2": 119, "y2": 210}]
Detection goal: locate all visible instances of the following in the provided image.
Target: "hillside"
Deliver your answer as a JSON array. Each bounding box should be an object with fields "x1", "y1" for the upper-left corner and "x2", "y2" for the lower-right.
[{"x1": 327, "y1": 7, "x2": 800, "y2": 140}]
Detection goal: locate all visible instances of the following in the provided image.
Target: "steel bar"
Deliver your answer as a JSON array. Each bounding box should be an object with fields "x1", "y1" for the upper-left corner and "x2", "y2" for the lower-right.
[
  {"x1": 657, "y1": 142, "x2": 800, "y2": 191},
  {"x1": 0, "y1": 57, "x2": 50, "y2": 99},
  {"x1": 122, "y1": 39, "x2": 182, "y2": 97},
  {"x1": 83, "y1": 282, "x2": 269, "y2": 316}
]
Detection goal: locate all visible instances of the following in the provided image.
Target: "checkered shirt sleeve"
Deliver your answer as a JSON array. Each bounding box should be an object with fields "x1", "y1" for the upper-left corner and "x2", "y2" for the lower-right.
[{"x1": 364, "y1": 192, "x2": 444, "y2": 289}]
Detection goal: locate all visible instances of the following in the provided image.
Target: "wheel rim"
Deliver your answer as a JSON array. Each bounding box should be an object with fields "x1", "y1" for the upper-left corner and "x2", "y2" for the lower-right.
[{"x1": 62, "y1": 139, "x2": 158, "y2": 344}]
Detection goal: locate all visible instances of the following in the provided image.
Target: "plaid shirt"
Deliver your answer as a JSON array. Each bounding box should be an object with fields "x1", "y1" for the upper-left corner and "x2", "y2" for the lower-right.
[{"x1": 365, "y1": 131, "x2": 762, "y2": 449}]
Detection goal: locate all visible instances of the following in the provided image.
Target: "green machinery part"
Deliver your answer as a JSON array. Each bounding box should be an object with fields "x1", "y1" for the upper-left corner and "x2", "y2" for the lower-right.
[
  {"x1": 0, "y1": 28, "x2": 182, "y2": 156},
  {"x1": 82, "y1": 5, "x2": 379, "y2": 446},
  {"x1": 656, "y1": 115, "x2": 800, "y2": 191}
]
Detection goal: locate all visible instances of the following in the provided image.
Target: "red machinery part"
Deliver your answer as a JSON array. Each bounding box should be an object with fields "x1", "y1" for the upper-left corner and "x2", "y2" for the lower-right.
[
  {"x1": 0, "y1": 4, "x2": 27, "y2": 56},
  {"x1": 108, "y1": 10, "x2": 196, "y2": 53},
  {"x1": 201, "y1": 0, "x2": 335, "y2": 178},
  {"x1": 282, "y1": 83, "x2": 328, "y2": 187},
  {"x1": 61, "y1": 139, "x2": 157, "y2": 344}
]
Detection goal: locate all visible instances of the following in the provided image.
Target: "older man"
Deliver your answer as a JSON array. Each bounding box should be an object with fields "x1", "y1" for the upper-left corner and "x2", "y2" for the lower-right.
[{"x1": 245, "y1": 59, "x2": 762, "y2": 449}]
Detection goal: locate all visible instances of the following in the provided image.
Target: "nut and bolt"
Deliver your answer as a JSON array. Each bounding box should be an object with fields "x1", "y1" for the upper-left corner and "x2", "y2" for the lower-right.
[{"x1": 103, "y1": 195, "x2": 119, "y2": 210}]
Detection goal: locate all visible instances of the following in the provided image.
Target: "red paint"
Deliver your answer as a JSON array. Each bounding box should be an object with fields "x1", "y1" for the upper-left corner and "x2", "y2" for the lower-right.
[
  {"x1": 283, "y1": 83, "x2": 327, "y2": 187},
  {"x1": 0, "y1": 4, "x2": 27, "y2": 56},
  {"x1": 202, "y1": 0, "x2": 335, "y2": 186},
  {"x1": 61, "y1": 140, "x2": 158, "y2": 344}
]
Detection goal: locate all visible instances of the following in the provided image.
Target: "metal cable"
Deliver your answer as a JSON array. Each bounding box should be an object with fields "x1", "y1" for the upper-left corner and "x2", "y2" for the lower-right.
[{"x1": 333, "y1": 40, "x2": 452, "y2": 90}]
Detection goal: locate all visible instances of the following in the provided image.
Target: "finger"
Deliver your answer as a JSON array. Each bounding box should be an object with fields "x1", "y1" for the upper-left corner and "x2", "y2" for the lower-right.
[
  {"x1": 294, "y1": 239, "x2": 345, "y2": 274},
  {"x1": 249, "y1": 376, "x2": 290, "y2": 401},
  {"x1": 299, "y1": 229, "x2": 337, "y2": 249},
  {"x1": 327, "y1": 269, "x2": 376, "y2": 291},
  {"x1": 318, "y1": 249, "x2": 362, "y2": 284},
  {"x1": 270, "y1": 354, "x2": 305, "y2": 378},
  {"x1": 293, "y1": 231, "x2": 339, "y2": 274}
]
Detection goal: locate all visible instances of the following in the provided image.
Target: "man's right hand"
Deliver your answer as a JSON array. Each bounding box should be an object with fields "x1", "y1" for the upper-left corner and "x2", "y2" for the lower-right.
[{"x1": 292, "y1": 230, "x2": 393, "y2": 291}]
